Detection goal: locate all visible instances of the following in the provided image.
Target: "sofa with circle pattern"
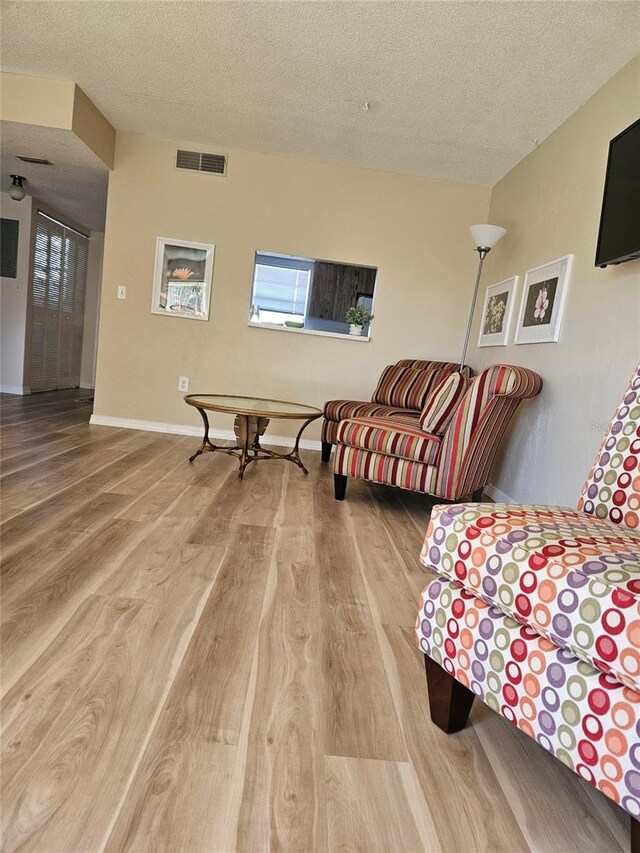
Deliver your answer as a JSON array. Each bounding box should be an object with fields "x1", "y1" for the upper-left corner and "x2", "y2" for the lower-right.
[{"x1": 416, "y1": 362, "x2": 640, "y2": 851}]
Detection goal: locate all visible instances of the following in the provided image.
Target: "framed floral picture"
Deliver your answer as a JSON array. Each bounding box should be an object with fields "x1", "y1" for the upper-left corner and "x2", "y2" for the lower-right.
[
  {"x1": 515, "y1": 254, "x2": 573, "y2": 344},
  {"x1": 477, "y1": 276, "x2": 518, "y2": 347},
  {"x1": 151, "y1": 237, "x2": 215, "y2": 320}
]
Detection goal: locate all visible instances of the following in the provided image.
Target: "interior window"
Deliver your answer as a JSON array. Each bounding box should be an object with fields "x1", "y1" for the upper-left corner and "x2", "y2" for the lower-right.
[{"x1": 249, "y1": 251, "x2": 377, "y2": 337}]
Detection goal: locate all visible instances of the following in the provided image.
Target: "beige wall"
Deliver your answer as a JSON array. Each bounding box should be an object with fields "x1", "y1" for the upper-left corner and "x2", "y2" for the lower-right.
[
  {"x1": 80, "y1": 231, "x2": 104, "y2": 389},
  {"x1": 71, "y1": 87, "x2": 115, "y2": 169},
  {"x1": 93, "y1": 133, "x2": 490, "y2": 439},
  {"x1": 0, "y1": 73, "x2": 74, "y2": 129},
  {"x1": 470, "y1": 57, "x2": 640, "y2": 506},
  {"x1": 0, "y1": 192, "x2": 33, "y2": 393},
  {"x1": 0, "y1": 73, "x2": 115, "y2": 169}
]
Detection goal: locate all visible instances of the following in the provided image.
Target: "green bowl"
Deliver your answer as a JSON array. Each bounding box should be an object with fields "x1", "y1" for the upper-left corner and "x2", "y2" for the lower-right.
[{"x1": 284, "y1": 320, "x2": 304, "y2": 328}]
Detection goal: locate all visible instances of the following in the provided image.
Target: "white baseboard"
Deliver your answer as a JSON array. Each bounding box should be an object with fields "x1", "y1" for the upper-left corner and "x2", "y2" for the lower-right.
[
  {"x1": 89, "y1": 413, "x2": 323, "y2": 452},
  {"x1": 79, "y1": 382, "x2": 95, "y2": 390},
  {"x1": 484, "y1": 482, "x2": 516, "y2": 503},
  {"x1": 0, "y1": 384, "x2": 29, "y2": 395}
]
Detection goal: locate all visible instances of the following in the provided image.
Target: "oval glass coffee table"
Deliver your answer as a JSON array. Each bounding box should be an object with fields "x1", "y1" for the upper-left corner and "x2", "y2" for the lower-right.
[{"x1": 184, "y1": 394, "x2": 323, "y2": 479}]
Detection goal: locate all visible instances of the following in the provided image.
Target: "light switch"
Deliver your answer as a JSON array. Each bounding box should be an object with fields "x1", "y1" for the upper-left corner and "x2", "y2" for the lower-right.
[{"x1": 117, "y1": 285, "x2": 127, "y2": 300}]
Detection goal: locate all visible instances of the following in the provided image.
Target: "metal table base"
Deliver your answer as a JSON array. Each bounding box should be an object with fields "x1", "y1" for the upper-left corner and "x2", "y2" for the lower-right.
[{"x1": 188, "y1": 409, "x2": 319, "y2": 479}]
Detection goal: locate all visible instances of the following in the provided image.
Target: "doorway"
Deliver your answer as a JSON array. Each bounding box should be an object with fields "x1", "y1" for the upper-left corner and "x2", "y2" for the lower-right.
[{"x1": 29, "y1": 211, "x2": 89, "y2": 392}]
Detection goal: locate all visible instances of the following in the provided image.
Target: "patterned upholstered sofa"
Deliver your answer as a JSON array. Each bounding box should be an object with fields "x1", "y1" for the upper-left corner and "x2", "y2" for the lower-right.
[
  {"x1": 333, "y1": 364, "x2": 542, "y2": 502},
  {"x1": 321, "y1": 359, "x2": 470, "y2": 462},
  {"x1": 416, "y1": 363, "x2": 640, "y2": 851}
]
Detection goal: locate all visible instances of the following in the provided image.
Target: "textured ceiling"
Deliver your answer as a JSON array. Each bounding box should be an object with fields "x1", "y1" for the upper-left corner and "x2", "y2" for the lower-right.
[
  {"x1": 1, "y1": 1, "x2": 639, "y2": 186},
  {"x1": 0, "y1": 122, "x2": 108, "y2": 230}
]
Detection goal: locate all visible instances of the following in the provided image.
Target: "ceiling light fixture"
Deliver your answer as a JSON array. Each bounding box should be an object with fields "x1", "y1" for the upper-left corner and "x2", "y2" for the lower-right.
[{"x1": 9, "y1": 175, "x2": 26, "y2": 201}]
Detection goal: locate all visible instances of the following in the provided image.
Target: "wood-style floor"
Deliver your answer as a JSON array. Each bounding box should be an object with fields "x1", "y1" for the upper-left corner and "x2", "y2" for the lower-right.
[{"x1": 0, "y1": 390, "x2": 629, "y2": 852}]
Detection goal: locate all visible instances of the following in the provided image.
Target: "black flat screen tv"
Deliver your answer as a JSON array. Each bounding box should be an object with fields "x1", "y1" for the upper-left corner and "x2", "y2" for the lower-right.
[{"x1": 595, "y1": 117, "x2": 640, "y2": 267}]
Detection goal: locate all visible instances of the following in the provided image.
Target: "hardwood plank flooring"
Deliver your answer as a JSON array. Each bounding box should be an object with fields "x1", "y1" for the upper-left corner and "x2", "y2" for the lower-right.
[
  {"x1": 325, "y1": 755, "x2": 428, "y2": 853},
  {"x1": 235, "y1": 523, "x2": 326, "y2": 852},
  {"x1": 382, "y1": 626, "x2": 530, "y2": 852},
  {"x1": 105, "y1": 742, "x2": 237, "y2": 853},
  {"x1": 1, "y1": 517, "x2": 144, "y2": 690},
  {"x1": 314, "y1": 473, "x2": 408, "y2": 763},
  {"x1": 156, "y1": 522, "x2": 275, "y2": 747},
  {"x1": 0, "y1": 390, "x2": 628, "y2": 852}
]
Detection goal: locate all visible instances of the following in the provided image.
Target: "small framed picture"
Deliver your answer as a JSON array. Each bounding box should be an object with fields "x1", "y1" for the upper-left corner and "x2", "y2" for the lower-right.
[
  {"x1": 515, "y1": 254, "x2": 573, "y2": 345},
  {"x1": 477, "y1": 276, "x2": 518, "y2": 347},
  {"x1": 151, "y1": 237, "x2": 215, "y2": 320}
]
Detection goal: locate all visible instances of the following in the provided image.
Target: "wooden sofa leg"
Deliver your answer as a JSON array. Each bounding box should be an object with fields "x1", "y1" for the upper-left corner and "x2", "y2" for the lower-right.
[
  {"x1": 632, "y1": 816, "x2": 639, "y2": 853},
  {"x1": 472, "y1": 487, "x2": 484, "y2": 502},
  {"x1": 424, "y1": 655, "x2": 474, "y2": 733},
  {"x1": 321, "y1": 441, "x2": 332, "y2": 462},
  {"x1": 334, "y1": 473, "x2": 348, "y2": 500}
]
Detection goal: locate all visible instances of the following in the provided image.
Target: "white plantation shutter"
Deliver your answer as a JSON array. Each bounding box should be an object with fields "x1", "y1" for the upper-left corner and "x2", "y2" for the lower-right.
[
  {"x1": 30, "y1": 220, "x2": 50, "y2": 389},
  {"x1": 29, "y1": 212, "x2": 89, "y2": 391},
  {"x1": 252, "y1": 253, "x2": 313, "y2": 316},
  {"x1": 71, "y1": 237, "x2": 88, "y2": 380},
  {"x1": 32, "y1": 220, "x2": 49, "y2": 308},
  {"x1": 62, "y1": 233, "x2": 76, "y2": 313}
]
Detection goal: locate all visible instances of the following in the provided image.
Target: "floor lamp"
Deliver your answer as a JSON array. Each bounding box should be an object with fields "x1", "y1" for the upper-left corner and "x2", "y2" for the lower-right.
[{"x1": 459, "y1": 224, "x2": 507, "y2": 370}]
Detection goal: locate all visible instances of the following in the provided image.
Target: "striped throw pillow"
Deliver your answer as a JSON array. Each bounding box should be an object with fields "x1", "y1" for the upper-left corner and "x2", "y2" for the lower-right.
[{"x1": 419, "y1": 371, "x2": 469, "y2": 435}]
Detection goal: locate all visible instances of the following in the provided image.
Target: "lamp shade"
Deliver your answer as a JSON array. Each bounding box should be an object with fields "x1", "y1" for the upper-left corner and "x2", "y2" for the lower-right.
[{"x1": 469, "y1": 224, "x2": 506, "y2": 249}]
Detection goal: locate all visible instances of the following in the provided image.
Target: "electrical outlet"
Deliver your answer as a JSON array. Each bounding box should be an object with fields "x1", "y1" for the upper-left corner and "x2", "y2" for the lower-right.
[
  {"x1": 117, "y1": 285, "x2": 127, "y2": 300},
  {"x1": 178, "y1": 376, "x2": 189, "y2": 393}
]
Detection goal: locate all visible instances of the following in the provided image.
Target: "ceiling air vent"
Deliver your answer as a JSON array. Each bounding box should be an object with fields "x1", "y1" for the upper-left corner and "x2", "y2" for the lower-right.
[
  {"x1": 16, "y1": 156, "x2": 53, "y2": 165},
  {"x1": 176, "y1": 149, "x2": 227, "y2": 176}
]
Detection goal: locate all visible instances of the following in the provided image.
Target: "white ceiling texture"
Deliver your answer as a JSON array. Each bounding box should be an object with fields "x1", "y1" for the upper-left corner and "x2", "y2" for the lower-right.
[
  {"x1": 0, "y1": 122, "x2": 109, "y2": 231},
  {"x1": 0, "y1": 0, "x2": 638, "y2": 229}
]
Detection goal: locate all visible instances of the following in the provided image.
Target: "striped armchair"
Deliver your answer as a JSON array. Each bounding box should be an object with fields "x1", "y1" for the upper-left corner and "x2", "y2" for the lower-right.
[
  {"x1": 321, "y1": 359, "x2": 472, "y2": 462},
  {"x1": 333, "y1": 364, "x2": 542, "y2": 501}
]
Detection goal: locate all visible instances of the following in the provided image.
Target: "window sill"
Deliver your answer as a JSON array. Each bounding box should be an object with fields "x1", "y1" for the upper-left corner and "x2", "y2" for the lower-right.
[{"x1": 247, "y1": 321, "x2": 370, "y2": 342}]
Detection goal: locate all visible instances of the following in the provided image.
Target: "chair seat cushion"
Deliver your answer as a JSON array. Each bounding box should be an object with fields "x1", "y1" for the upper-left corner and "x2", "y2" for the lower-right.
[
  {"x1": 416, "y1": 576, "x2": 640, "y2": 818},
  {"x1": 421, "y1": 503, "x2": 640, "y2": 690},
  {"x1": 334, "y1": 444, "x2": 438, "y2": 494},
  {"x1": 337, "y1": 416, "x2": 442, "y2": 464},
  {"x1": 323, "y1": 399, "x2": 421, "y2": 423}
]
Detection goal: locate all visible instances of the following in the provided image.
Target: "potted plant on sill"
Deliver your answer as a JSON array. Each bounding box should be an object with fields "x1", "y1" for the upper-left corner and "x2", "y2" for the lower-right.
[{"x1": 345, "y1": 305, "x2": 374, "y2": 336}]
